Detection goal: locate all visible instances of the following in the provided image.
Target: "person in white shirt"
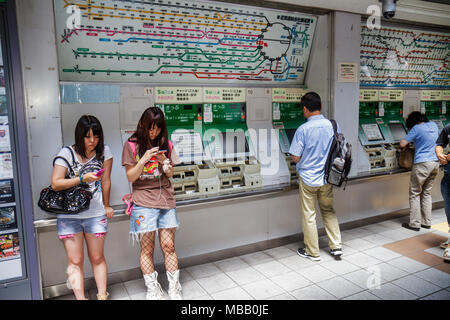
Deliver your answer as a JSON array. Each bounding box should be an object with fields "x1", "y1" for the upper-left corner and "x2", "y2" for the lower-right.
[{"x1": 51, "y1": 115, "x2": 113, "y2": 300}]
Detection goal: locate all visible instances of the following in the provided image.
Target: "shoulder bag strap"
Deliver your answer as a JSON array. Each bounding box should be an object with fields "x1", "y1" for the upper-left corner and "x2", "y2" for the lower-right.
[
  {"x1": 65, "y1": 146, "x2": 77, "y2": 167},
  {"x1": 329, "y1": 119, "x2": 338, "y2": 135},
  {"x1": 52, "y1": 155, "x2": 75, "y2": 177},
  {"x1": 168, "y1": 141, "x2": 173, "y2": 159},
  {"x1": 128, "y1": 141, "x2": 137, "y2": 157}
]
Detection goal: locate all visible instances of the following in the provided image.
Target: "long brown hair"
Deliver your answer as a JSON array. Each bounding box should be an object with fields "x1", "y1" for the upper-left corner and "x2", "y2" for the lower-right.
[{"x1": 129, "y1": 107, "x2": 169, "y2": 158}]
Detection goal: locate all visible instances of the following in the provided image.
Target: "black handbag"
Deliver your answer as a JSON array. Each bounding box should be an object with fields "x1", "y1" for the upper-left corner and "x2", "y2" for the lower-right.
[{"x1": 38, "y1": 147, "x2": 92, "y2": 214}]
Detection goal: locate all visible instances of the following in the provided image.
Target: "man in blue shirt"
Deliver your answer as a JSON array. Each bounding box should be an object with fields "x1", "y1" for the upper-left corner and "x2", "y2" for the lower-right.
[
  {"x1": 400, "y1": 111, "x2": 439, "y2": 232},
  {"x1": 289, "y1": 92, "x2": 343, "y2": 261}
]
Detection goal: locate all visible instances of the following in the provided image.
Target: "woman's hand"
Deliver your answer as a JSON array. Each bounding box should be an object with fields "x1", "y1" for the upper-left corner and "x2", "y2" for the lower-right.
[
  {"x1": 105, "y1": 206, "x2": 114, "y2": 219},
  {"x1": 155, "y1": 151, "x2": 167, "y2": 163},
  {"x1": 82, "y1": 172, "x2": 102, "y2": 183},
  {"x1": 139, "y1": 147, "x2": 159, "y2": 165}
]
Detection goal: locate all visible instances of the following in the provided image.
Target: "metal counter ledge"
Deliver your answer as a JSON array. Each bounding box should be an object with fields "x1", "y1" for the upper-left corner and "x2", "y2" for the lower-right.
[{"x1": 33, "y1": 169, "x2": 412, "y2": 228}]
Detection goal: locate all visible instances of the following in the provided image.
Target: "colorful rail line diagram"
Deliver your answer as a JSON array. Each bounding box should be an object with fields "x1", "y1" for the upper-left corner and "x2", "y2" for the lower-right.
[
  {"x1": 54, "y1": 0, "x2": 316, "y2": 84},
  {"x1": 360, "y1": 24, "x2": 450, "y2": 88}
]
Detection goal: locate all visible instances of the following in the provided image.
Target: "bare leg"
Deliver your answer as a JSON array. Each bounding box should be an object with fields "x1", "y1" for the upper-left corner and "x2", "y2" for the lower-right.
[
  {"x1": 85, "y1": 233, "x2": 108, "y2": 296},
  {"x1": 61, "y1": 233, "x2": 86, "y2": 300}
]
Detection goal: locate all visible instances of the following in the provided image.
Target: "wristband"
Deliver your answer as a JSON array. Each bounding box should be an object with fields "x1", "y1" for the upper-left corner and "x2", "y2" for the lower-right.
[
  {"x1": 80, "y1": 174, "x2": 83, "y2": 184},
  {"x1": 163, "y1": 159, "x2": 172, "y2": 173}
]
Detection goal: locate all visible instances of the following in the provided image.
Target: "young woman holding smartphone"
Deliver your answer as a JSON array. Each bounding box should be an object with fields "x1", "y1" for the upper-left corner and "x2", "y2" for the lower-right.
[
  {"x1": 51, "y1": 115, "x2": 113, "y2": 300},
  {"x1": 122, "y1": 106, "x2": 182, "y2": 300}
]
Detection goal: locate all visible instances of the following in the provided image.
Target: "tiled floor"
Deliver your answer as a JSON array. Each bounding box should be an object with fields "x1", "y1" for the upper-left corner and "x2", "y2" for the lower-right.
[{"x1": 52, "y1": 208, "x2": 450, "y2": 300}]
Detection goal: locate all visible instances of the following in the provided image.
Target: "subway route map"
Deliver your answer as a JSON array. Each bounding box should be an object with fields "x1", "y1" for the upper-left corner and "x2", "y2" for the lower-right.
[
  {"x1": 360, "y1": 24, "x2": 450, "y2": 88},
  {"x1": 54, "y1": 0, "x2": 317, "y2": 84}
]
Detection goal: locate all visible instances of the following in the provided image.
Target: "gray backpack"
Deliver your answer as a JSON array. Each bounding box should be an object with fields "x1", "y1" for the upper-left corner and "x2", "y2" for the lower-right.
[{"x1": 324, "y1": 119, "x2": 352, "y2": 188}]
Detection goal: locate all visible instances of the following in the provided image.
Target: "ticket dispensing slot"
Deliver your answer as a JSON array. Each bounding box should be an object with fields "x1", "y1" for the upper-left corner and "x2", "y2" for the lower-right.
[{"x1": 204, "y1": 128, "x2": 260, "y2": 193}]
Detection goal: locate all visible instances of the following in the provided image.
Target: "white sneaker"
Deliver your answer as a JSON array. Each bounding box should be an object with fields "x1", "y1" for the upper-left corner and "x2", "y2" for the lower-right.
[
  {"x1": 440, "y1": 238, "x2": 450, "y2": 249},
  {"x1": 444, "y1": 248, "x2": 450, "y2": 263},
  {"x1": 167, "y1": 270, "x2": 183, "y2": 300},
  {"x1": 143, "y1": 271, "x2": 165, "y2": 300}
]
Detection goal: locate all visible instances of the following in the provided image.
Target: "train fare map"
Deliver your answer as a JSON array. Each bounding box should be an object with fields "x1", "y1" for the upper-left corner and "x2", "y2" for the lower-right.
[
  {"x1": 54, "y1": 0, "x2": 317, "y2": 84},
  {"x1": 361, "y1": 24, "x2": 450, "y2": 88}
]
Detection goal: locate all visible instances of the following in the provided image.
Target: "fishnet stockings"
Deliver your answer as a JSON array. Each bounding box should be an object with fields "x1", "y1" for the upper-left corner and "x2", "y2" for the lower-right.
[
  {"x1": 139, "y1": 228, "x2": 178, "y2": 275},
  {"x1": 159, "y1": 228, "x2": 178, "y2": 273},
  {"x1": 140, "y1": 232, "x2": 156, "y2": 275}
]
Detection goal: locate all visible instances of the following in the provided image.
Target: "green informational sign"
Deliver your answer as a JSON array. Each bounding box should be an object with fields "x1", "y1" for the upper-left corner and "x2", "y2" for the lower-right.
[
  {"x1": 359, "y1": 101, "x2": 378, "y2": 119},
  {"x1": 158, "y1": 103, "x2": 202, "y2": 134},
  {"x1": 202, "y1": 103, "x2": 254, "y2": 160},
  {"x1": 203, "y1": 103, "x2": 246, "y2": 129}
]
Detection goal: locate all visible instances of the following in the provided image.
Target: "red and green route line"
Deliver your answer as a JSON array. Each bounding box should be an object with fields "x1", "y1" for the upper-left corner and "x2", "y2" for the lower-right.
[
  {"x1": 361, "y1": 44, "x2": 448, "y2": 61},
  {"x1": 63, "y1": 56, "x2": 267, "y2": 74},
  {"x1": 62, "y1": 58, "x2": 282, "y2": 81},
  {"x1": 61, "y1": 26, "x2": 260, "y2": 44},
  {"x1": 72, "y1": 48, "x2": 263, "y2": 64},
  {"x1": 176, "y1": 58, "x2": 281, "y2": 80}
]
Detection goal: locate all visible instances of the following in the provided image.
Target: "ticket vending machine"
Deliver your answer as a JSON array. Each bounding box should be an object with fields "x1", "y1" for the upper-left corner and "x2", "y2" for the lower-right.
[
  {"x1": 358, "y1": 89, "x2": 407, "y2": 173},
  {"x1": 378, "y1": 90, "x2": 407, "y2": 171},
  {"x1": 421, "y1": 90, "x2": 446, "y2": 131},
  {"x1": 202, "y1": 88, "x2": 261, "y2": 194},
  {"x1": 154, "y1": 88, "x2": 220, "y2": 201},
  {"x1": 271, "y1": 88, "x2": 306, "y2": 184}
]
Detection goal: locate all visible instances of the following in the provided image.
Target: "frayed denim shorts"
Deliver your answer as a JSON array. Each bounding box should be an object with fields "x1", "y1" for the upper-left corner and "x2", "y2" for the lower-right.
[
  {"x1": 57, "y1": 215, "x2": 108, "y2": 239},
  {"x1": 129, "y1": 205, "x2": 178, "y2": 237}
]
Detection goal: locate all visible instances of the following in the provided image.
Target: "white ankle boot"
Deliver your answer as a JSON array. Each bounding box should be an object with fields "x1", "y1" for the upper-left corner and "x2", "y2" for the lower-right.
[
  {"x1": 167, "y1": 270, "x2": 183, "y2": 300},
  {"x1": 143, "y1": 271, "x2": 165, "y2": 300}
]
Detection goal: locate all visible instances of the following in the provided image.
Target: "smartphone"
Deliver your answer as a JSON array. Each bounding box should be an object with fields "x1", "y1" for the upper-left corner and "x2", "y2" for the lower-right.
[
  {"x1": 157, "y1": 150, "x2": 167, "y2": 154},
  {"x1": 95, "y1": 168, "x2": 105, "y2": 177}
]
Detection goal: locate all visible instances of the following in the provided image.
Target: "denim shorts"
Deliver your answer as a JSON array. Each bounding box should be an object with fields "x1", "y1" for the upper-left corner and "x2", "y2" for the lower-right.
[
  {"x1": 57, "y1": 215, "x2": 108, "y2": 239},
  {"x1": 129, "y1": 205, "x2": 179, "y2": 236}
]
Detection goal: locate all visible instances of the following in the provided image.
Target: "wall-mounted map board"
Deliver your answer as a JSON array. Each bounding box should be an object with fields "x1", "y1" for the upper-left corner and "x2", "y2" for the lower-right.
[
  {"x1": 54, "y1": 0, "x2": 317, "y2": 84},
  {"x1": 360, "y1": 23, "x2": 449, "y2": 88}
]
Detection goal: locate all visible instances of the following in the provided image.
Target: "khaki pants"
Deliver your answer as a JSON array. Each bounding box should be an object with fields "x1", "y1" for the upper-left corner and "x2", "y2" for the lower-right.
[
  {"x1": 299, "y1": 178, "x2": 342, "y2": 257},
  {"x1": 409, "y1": 161, "x2": 439, "y2": 228}
]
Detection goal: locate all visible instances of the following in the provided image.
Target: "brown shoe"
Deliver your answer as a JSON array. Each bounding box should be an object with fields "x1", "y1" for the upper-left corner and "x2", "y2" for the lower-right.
[{"x1": 96, "y1": 292, "x2": 109, "y2": 300}]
